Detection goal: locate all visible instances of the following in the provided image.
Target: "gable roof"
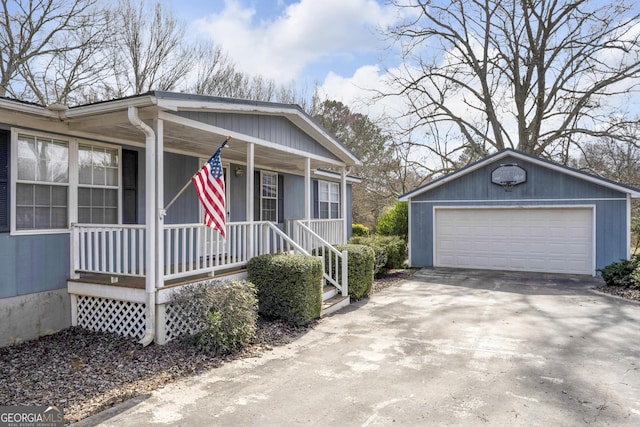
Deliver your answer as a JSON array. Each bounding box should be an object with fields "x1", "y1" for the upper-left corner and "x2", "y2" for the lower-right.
[
  {"x1": 399, "y1": 148, "x2": 640, "y2": 201},
  {"x1": 0, "y1": 91, "x2": 362, "y2": 169}
]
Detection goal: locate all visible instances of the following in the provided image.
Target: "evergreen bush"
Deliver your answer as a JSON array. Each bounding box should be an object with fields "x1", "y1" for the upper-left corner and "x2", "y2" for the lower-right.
[
  {"x1": 376, "y1": 202, "x2": 408, "y2": 239},
  {"x1": 598, "y1": 255, "x2": 640, "y2": 289},
  {"x1": 349, "y1": 235, "x2": 407, "y2": 271},
  {"x1": 247, "y1": 253, "x2": 323, "y2": 326},
  {"x1": 352, "y1": 223, "x2": 370, "y2": 237},
  {"x1": 334, "y1": 244, "x2": 374, "y2": 300},
  {"x1": 171, "y1": 279, "x2": 258, "y2": 355}
]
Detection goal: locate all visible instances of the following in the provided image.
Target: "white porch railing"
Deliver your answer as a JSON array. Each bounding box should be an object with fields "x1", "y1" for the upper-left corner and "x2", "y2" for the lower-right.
[
  {"x1": 71, "y1": 221, "x2": 312, "y2": 282},
  {"x1": 70, "y1": 224, "x2": 147, "y2": 278},
  {"x1": 290, "y1": 220, "x2": 348, "y2": 297},
  {"x1": 286, "y1": 218, "x2": 344, "y2": 245},
  {"x1": 162, "y1": 221, "x2": 308, "y2": 280}
]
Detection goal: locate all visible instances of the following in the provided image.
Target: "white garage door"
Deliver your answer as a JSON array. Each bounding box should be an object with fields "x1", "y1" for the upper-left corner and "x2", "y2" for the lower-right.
[{"x1": 434, "y1": 207, "x2": 594, "y2": 274}]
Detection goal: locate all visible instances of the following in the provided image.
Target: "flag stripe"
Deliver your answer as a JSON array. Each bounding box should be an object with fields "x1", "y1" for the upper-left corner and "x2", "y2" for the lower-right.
[{"x1": 192, "y1": 146, "x2": 226, "y2": 238}]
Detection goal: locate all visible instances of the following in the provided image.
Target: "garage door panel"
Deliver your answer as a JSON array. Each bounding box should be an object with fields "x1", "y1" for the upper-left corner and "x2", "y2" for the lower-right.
[{"x1": 435, "y1": 208, "x2": 593, "y2": 274}]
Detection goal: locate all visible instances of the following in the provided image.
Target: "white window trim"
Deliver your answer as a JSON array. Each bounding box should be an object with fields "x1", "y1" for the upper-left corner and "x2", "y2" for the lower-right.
[
  {"x1": 10, "y1": 128, "x2": 122, "y2": 235},
  {"x1": 260, "y1": 170, "x2": 278, "y2": 222},
  {"x1": 318, "y1": 180, "x2": 341, "y2": 219}
]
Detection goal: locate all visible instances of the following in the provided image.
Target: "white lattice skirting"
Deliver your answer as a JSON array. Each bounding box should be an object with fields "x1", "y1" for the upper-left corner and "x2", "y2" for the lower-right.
[
  {"x1": 164, "y1": 302, "x2": 207, "y2": 342},
  {"x1": 75, "y1": 295, "x2": 146, "y2": 340},
  {"x1": 72, "y1": 295, "x2": 208, "y2": 344}
]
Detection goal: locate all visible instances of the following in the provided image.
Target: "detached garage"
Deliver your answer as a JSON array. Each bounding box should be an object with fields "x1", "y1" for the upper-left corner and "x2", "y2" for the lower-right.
[{"x1": 400, "y1": 149, "x2": 640, "y2": 275}]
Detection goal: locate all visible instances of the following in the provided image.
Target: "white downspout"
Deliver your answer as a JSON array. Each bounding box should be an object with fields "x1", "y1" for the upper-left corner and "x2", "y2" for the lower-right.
[
  {"x1": 341, "y1": 167, "x2": 348, "y2": 244},
  {"x1": 128, "y1": 106, "x2": 156, "y2": 346}
]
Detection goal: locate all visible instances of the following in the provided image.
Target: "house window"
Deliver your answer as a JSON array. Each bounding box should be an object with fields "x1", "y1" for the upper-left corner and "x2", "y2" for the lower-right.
[
  {"x1": 78, "y1": 144, "x2": 119, "y2": 224},
  {"x1": 261, "y1": 171, "x2": 277, "y2": 222},
  {"x1": 15, "y1": 134, "x2": 69, "y2": 230},
  {"x1": 0, "y1": 130, "x2": 8, "y2": 232},
  {"x1": 12, "y1": 131, "x2": 121, "y2": 233},
  {"x1": 318, "y1": 180, "x2": 340, "y2": 219}
]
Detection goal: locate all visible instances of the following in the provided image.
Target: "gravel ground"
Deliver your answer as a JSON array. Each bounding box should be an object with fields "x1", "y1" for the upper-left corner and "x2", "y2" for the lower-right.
[
  {"x1": 596, "y1": 285, "x2": 640, "y2": 302},
  {"x1": 0, "y1": 271, "x2": 416, "y2": 425}
]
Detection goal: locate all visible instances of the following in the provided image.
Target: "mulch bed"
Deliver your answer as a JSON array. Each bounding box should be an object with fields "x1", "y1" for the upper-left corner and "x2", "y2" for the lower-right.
[{"x1": 595, "y1": 285, "x2": 640, "y2": 302}]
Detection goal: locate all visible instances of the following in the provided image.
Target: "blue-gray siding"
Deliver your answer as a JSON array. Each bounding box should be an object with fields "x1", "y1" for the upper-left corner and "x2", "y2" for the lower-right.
[
  {"x1": 0, "y1": 147, "x2": 352, "y2": 299},
  {"x1": 409, "y1": 155, "x2": 629, "y2": 272},
  {"x1": 0, "y1": 233, "x2": 69, "y2": 298},
  {"x1": 173, "y1": 111, "x2": 340, "y2": 161}
]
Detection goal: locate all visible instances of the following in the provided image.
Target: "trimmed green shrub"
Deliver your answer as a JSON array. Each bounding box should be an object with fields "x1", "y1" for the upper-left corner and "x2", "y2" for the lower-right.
[
  {"x1": 373, "y1": 235, "x2": 407, "y2": 269},
  {"x1": 376, "y1": 202, "x2": 408, "y2": 239},
  {"x1": 335, "y1": 244, "x2": 375, "y2": 300},
  {"x1": 631, "y1": 265, "x2": 640, "y2": 290},
  {"x1": 352, "y1": 223, "x2": 370, "y2": 237},
  {"x1": 171, "y1": 279, "x2": 258, "y2": 355},
  {"x1": 349, "y1": 235, "x2": 408, "y2": 271},
  {"x1": 247, "y1": 253, "x2": 322, "y2": 326},
  {"x1": 598, "y1": 255, "x2": 640, "y2": 288}
]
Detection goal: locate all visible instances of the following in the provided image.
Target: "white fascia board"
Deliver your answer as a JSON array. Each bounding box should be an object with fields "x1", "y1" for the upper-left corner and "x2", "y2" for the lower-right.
[
  {"x1": 62, "y1": 95, "x2": 156, "y2": 119},
  {"x1": 0, "y1": 98, "x2": 58, "y2": 119},
  {"x1": 313, "y1": 169, "x2": 362, "y2": 183}
]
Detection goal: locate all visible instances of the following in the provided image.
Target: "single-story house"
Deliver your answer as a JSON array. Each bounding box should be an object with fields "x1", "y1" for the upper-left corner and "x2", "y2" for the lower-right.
[
  {"x1": 0, "y1": 91, "x2": 361, "y2": 346},
  {"x1": 399, "y1": 149, "x2": 640, "y2": 276}
]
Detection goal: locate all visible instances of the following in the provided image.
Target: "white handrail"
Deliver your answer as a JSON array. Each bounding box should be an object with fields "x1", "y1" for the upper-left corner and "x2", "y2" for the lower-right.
[
  {"x1": 292, "y1": 220, "x2": 348, "y2": 296},
  {"x1": 286, "y1": 218, "x2": 344, "y2": 244}
]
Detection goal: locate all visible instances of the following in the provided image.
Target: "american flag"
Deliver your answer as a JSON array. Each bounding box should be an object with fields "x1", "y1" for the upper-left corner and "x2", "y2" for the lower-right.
[{"x1": 192, "y1": 144, "x2": 226, "y2": 238}]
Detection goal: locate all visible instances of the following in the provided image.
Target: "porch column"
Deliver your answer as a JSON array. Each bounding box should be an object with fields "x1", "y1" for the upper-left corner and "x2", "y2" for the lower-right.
[
  {"x1": 155, "y1": 119, "x2": 164, "y2": 289},
  {"x1": 341, "y1": 166, "x2": 348, "y2": 244},
  {"x1": 247, "y1": 142, "x2": 255, "y2": 258},
  {"x1": 305, "y1": 157, "x2": 311, "y2": 224}
]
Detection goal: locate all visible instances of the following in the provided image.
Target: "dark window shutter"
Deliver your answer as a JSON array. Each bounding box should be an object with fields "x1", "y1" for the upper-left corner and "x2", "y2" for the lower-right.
[
  {"x1": 254, "y1": 170, "x2": 260, "y2": 221},
  {"x1": 277, "y1": 174, "x2": 284, "y2": 223},
  {"x1": 0, "y1": 130, "x2": 9, "y2": 232},
  {"x1": 312, "y1": 179, "x2": 319, "y2": 218},
  {"x1": 122, "y1": 149, "x2": 138, "y2": 224}
]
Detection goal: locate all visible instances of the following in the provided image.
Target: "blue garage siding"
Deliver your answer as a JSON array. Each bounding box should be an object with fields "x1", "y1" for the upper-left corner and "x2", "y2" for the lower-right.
[
  {"x1": 0, "y1": 233, "x2": 69, "y2": 298},
  {"x1": 413, "y1": 155, "x2": 625, "y2": 202},
  {"x1": 408, "y1": 154, "x2": 630, "y2": 273}
]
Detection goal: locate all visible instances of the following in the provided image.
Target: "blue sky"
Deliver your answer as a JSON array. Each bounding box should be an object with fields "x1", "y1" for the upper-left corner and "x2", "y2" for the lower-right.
[{"x1": 167, "y1": 0, "x2": 406, "y2": 113}]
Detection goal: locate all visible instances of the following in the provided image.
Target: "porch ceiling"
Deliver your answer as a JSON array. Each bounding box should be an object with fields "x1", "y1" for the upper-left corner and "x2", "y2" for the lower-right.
[{"x1": 66, "y1": 107, "x2": 339, "y2": 173}]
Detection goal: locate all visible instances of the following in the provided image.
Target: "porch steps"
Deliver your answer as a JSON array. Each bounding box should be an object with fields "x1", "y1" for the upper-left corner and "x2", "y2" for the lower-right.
[
  {"x1": 321, "y1": 295, "x2": 350, "y2": 317},
  {"x1": 322, "y1": 285, "x2": 338, "y2": 301}
]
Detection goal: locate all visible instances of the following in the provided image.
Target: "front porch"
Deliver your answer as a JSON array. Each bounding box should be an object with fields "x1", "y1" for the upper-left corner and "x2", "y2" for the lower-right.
[{"x1": 67, "y1": 219, "x2": 350, "y2": 344}]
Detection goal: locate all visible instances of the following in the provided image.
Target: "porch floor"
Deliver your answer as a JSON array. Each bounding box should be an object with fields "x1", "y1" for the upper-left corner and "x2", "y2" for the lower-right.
[{"x1": 68, "y1": 267, "x2": 245, "y2": 290}]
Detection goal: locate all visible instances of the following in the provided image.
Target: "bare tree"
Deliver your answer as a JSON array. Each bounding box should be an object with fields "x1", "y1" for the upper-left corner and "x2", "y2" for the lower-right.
[
  {"x1": 384, "y1": 0, "x2": 640, "y2": 169},
  {"x1": 107, "y1": 0, "x2": 196, "y2": 96},
  {"x1": 0, "y1": 0, "x2": 107, "y2": 104},
  {"x1": 312, "y1": 99, "x2": 401, "y2": 228}
]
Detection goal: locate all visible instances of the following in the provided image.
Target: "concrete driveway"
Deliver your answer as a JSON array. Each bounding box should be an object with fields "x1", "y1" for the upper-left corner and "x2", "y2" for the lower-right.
[{"x1": 84, "y1": 268, "x2": 640, "y2": 426}]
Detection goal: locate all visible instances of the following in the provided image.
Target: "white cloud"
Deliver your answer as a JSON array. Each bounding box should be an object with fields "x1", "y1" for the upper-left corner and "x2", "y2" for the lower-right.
[{"x1": 194, "y1": 0, "x2": 398, "y2": 84}]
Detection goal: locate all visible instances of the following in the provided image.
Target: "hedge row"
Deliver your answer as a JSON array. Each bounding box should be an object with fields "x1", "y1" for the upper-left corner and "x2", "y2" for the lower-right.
[{"x1": 348, "y1": 235, "x2": 407, "y2": 274}]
